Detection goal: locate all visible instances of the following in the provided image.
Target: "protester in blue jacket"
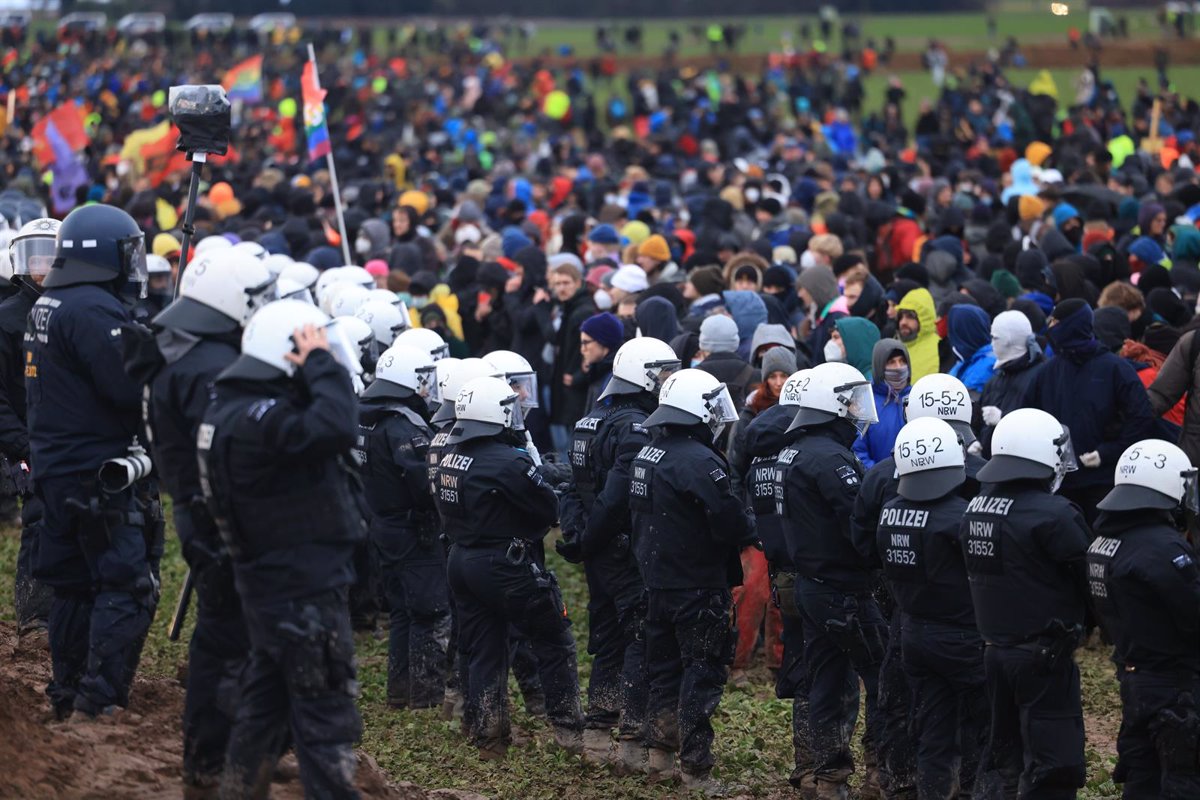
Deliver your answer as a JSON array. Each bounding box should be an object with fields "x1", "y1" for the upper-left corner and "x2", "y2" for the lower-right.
[
  {"x1": 947, "y1": 304, "x2": 996, "y2": 394},
  {"x1": 853, "y1": 338, "x2": 911, "y2": 469},
  {"x1": 1023, "y1": 298, "x2": 1156, "y2": 523}
]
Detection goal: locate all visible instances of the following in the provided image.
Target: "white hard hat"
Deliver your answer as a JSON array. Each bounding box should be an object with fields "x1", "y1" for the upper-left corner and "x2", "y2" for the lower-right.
[
  {"x1": 355, "y1": 299, "x2": 408, "y2": 347},
  {"x1": 327, "y1": 284, "x2": 371, "y2": 319},
  {"x1": 232, "y1": 241, "x2": 268, "y2": 260},
  {"x1": 9, "y1": 217, "x2": 59, "y2": 281},
  {"x1": 156, "y1": 250, "x2": 276, "y2": 332},
  {"x1": 276, "y1": 277, "x2": 314, "y2": 305},
  {"x1": 600, "y1": 336, "x2": 680, "y2": 400},
  {"x1": 1098, "y1": 440, "x2": 1199, "y2": 513},
  {"x1": 484, "y1": 349, "x2": 539, "y2": 408},
  {"x1": 645, "y1": 367, "x2": 738, "y2": 439},
  {"x1": 906, "y1": 374, "x2": 974, "y2": 445},
  {"x1": 779, "y1": 369, "x2": 812, "y2": 408},
  {"x1": 194, "y1": 235, "x2": 232, "y2": 256},
  {"x1": 281, "y1": 261, "x2": 319, "y2": 291},
  {"x1": 364, "y1": 343, "x2": 436, "y2": 400},
  {"x1": 790, "y1": 361, "x2": 877, "y2": 435},
  {"x1": 395, "y1": 327, "x2": 449, "y2": 361},
  {"x1": 262, "y1": 253, "x2": 294, "y2": 277},
  {"x1": 449, "y1": 376, "x2": 523, "y2": 443},
  {"x1": 978, "y1": 408, "x2": 1077, "y2": 493},
  {"x1": 432, "y1": 357, "x2": 493, "y2": 424},
  {"x1": 893, "y1": 417, "x2": 966, "y2": 502},
  {"x1": 237, "y1": 300, "x2": 331, "y2": 378}
]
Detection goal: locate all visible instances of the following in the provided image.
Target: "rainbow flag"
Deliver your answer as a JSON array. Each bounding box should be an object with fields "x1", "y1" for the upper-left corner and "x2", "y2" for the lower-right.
[
  {"x1": 222, "y1": 55, "x2": 263, "y2": 104},
  {"x1": 301, "y1": 61, "x2": 330, "y2": 162}
]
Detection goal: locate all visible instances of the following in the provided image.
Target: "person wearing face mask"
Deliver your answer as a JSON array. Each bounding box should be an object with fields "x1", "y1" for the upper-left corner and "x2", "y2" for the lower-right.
[
  {"x1": 357, "y1": 218, "x2": 393, "y2": 264},
  {"x1": 979, "y1": 310, "x2": 1046, "y2": 456},
  {"x1": 894, "y1": 287, "x2": 940, "y2": 383},
  {"x1": 826, "y1": 317, "x2": 880, "y2": 379},
  {"x1": 196, "y1": 300, "x2": 366, "y2": 797},
  {"x1": 852, "y1": 340, "x2": 911, "y2": 470},
  {"x1": 1023, "y1": 299, "x2": 1156, "y2": 525}
]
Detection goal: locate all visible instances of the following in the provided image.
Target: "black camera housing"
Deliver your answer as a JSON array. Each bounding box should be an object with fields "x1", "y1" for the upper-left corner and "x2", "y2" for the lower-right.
[{"x1": 169, "y1": 84, "x2": 231, "y2": 156}]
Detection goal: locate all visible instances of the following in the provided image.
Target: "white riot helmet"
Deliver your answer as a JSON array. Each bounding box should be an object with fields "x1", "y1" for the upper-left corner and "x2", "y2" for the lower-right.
[
  {"x1": 977, "y1": 408, "x2": 1077, "y2": 493},
  {"x1": 276, "y1": 277, "x2": 315, "y2": 305},
  {"x1": 1098, "y1": 440, "x2": 1200, "y2": 513},
  {"x1": 232, "y1": 241, "x2": 268, "y2": 261},
  {"x1": 363, "y1": 343, "x2": 437, "y2": 401},
  {"x1": 9, "y1": 218, "x2": 58, "y2": 284},
  {"x1": 356, "y1": 300, "x2": 408, "y2": 347},
  {"x1": 484, "y1": 350, "x2": 539, "y2": 408},
  {"x1": 395, "y1": 327, "x2": 449, "y2": 361},
  {"x1": 315, "y1": 269, "x2": 346, "y2": 307},
  {"x1": 194, "y1": 235, "x2": 232, "y2": 256},
  {"x1": 599, "y1": 336, "x2": 680, "y2": 400},
  {"x1": 155, "y1": 250, "x2": 277, "y2": 333},
  {"x1": 145, "y1": 253, "x2": 175, "y2": 300},
  {"x1": 331, "y1": 315, "x2": 377, "y2": 372},
  {"x1": 368, "y1": 288, "x2": 403, "y2": 307},
  {"x1": 906, "y1": 373, "x2": 975, "y2": 445},
  {"x1": 644, "y1": 368, "x2": 738, "y2": 440},
  {"x1": 788, "y1": 361, "x2": 878, "y2": 435},
  {"x1": 893, "y1": 417, "x2": 966, "y2": 502},
  {"x1": 328, "y1": 284, "x2": 371, "y2": 319},
  {"x1": 229, "y1": 299, "x2": 363, "y2": 380},
  {"x1": 338, "y1": 265, "x2": 376, "y2": 290},
  {"x1": 448, "y1": 376, "x2": 524, "y2": 444},
  {"x1": 262, "y1": 253, "x2": 294, "y2": 277},
  {"x1": 432, "y1": 357, "x2": 493, "y2": 424},
  {"x1": 779, "y1": 369, "x2": 812, "y2": 408},
  {"x1": 281, "y1": 261, "x2": 319, "y2": 292}
]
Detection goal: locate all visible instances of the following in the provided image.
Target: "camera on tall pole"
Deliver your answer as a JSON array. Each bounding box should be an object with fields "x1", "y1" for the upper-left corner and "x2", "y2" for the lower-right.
[{"x1": 166, "y1": 84, "x2": 233, "y2": 299}]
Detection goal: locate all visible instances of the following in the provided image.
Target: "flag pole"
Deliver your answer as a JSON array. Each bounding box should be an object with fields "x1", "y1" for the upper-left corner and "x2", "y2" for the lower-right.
[{"x1": 306, "y1": 43, "x2": 352, "y2": 265}]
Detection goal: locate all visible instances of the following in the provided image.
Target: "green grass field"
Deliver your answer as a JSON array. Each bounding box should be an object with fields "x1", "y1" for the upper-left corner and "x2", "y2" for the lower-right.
[{"x1": 0, "y1": 513, "x2": 1127, "y2": 798}]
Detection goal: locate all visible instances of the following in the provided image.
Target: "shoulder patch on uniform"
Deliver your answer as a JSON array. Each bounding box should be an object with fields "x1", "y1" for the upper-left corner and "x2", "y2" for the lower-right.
[
  {"x1": 709, "y1": 467, "x2": 727, "y2": 483},
  {"x1": 1173, "y1": 553, "x2": 1195, "y2": 570},
  {"x1": 835, "y1": 464, "x2": 860, "y2": 487},
  {"x1": 411, "y1": 435, "x2": 430, "y2": 450},
  {"x1": 247, "y1": 398, "x2": 277, "y2": 422},
  {"x1": 631, "y1": 422, "x2": 648, "y2": 435}
]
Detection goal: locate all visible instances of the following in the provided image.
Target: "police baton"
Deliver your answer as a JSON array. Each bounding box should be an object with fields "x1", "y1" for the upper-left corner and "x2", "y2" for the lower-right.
[{"x1": 168, "y1": 568, "x2": 195, "y2": 642}]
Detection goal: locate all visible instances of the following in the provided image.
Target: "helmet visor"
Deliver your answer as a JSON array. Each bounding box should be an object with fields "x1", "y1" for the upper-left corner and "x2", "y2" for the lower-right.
[
  {"x1": 322, "y1": 318, "x2": 366, "y2": 379},
  {"x1": 840, "y1": 380, "x2": 878, "y2": 435},
  {"x1": 430, "y1": 341, "x2": 450, "y2": 361},
  {"x1": 246, "y1": 276, "x2": 279, "y2": 316},
  {"x1": 12, "y1": 236, "x2": 56, "y2": 278},
  {"x1": 501, "y1": 394, "x2": 525, "y2": 431},
  {"x1": 505, "y1": 372, "x2": 539, "y2": 409},
  {"x1": 703, "y1": 384, "x2": 738, "y2": 437},
  {"x1": 118, "y1": 232, "x2": 148, "y2": 297},
  {"x1": 1050, "y1": 425, "x2": 1078, "y2": 494},
  {"x1": 645, "y1": 358, "x2": 681, "y2": 395},
  {"x1": 415, "y1": 364, "x2": 438, "y2": 399}
]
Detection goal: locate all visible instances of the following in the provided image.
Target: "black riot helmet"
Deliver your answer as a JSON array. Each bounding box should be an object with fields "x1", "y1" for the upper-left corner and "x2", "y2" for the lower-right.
[{"x1": 43, "y1": 204, "x2": 147, "y2": 294}]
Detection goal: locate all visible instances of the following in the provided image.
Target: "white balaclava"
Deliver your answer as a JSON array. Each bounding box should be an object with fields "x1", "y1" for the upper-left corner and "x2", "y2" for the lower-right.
[{"x1": 991, "y1": 309, "x2": 1034, "y2": 367}]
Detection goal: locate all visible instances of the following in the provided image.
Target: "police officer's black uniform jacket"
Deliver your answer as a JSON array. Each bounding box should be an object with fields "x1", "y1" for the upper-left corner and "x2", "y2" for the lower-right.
[
  {"x1": 0, "y1": 280, "x2": 39, "y2": 459},
  {"x1": 1088, "y1": 510, "x2": 1200, "y2": 675},
  {"x1": 629, "y1": 423, "x2": 755, "y2": 590},
  {"x1": 960, "y1": 479, "x2": 1091, "y2": 645},
  {"x1": 739, "y1": 403, "x2": 801, "y2": 569},
  {"x1": 775, "y1": 420, "x2": 870, "y2": 592},
  {"x1": 198, "y1": 349, "x2": 361, "y2": 604},
  {"x1": 434, "y1": 433, "x2": 559, "y2": 547},
  {"x1": 357, "y1": 392, "x2": 438, "y2": 543},
  {"x1": 27, "y1": 283, "x2": 142, "y2": 479},
  {"x1": 877, "y1": 491, "x2": 975, "y2": 628},
  {"x1": 563, "y1": 392, "x2": 655, "y2": 560},
  {"x1": 123, "y1": 326, "x2": 240, "y2": 567},
  {"x1": 852, "y1": 450, "x2": 986, "y2": 565}
]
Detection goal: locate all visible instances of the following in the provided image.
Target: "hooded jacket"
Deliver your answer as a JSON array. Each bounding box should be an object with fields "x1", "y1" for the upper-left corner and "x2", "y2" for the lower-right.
[
  {"x1": 722, "y1": 290, "x2": 769, "y2": 361},
  {"x1": 634, "y1": 296, "x2": 682, "y2": 341},
  {"x1": 947, "y1": 304, "x2": 997, "y2": 392},
  {"x1": 896, "y1": 287, "x2": 940, "y2": 382},
  {"x1": 358, "y1": 218, "x2": 392, "y2": 260},
  {"x1": 748, "y1": 323, "x2": 796, "y2": 364},
  {"x1": 834, "y1": 316, "x2": 881, "y2": 380},
  {"x1": 1148, "y1": 330, "x2": 1200, "y2": 464},
  {"x1": 853, "y1": 338, "x2": 911, "y2": 469},
  {"x1": 1024, "y1": 303, "x2": 1156, "y2": 489}
]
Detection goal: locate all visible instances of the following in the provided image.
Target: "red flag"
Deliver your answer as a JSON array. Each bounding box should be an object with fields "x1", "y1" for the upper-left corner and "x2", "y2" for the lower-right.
[{"x1": 32, "y1": 104, "x2": 89, "y2": 168}]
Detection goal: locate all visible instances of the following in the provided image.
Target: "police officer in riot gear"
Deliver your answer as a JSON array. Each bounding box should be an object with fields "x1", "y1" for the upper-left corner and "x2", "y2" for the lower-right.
[
  {"x1": 124, "y1": 248, "x2": 276, "y2": 796},
  {"x1": 849, "y1": 371, "x2": 987, "y2": 800},
  {"x1": 962, "y1": 408, "x2": 1090, "y2": 799},
  {"x1": 774, "y1": 361, "x2": 883, "y2": 800},
  {"x1": 197, "y1": 299, "x2": 365, "y2": 798},
  {"x1": 26, "y1": 204, "x2": 158, "y2": 719},
  {"x1": 630, "y1": 368, "x2": 753, "y2": 794},
  {"x1": 557, "y1": 336, "x2": 679, "y2": 769},
  {"x1": 737, "y1": 368, "x2": 824, "y2": 793},
  {"x1": 1088, "y1": 440, "x2": 1200, "y2": 799},
  {"x1": 434, "y1": 376, "x2": 584, "y2": 761},
  {"x1": 876, "y1": 417, "x2": 986, "y2": 799},
  {"x1": 2, "y1": 217, "x2": 56, "y2": 643},
  {"x1": 357, "y1": 344, "x2": 447, "y2": 710}
]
